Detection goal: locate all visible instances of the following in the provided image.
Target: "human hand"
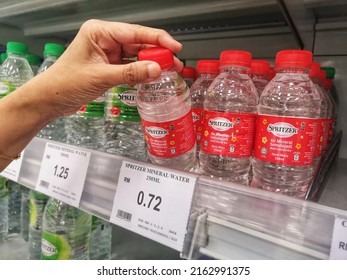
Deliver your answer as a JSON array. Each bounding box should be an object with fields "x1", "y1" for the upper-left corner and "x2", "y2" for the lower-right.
[{"x1": 36, "y1": 19, "x2": 183, "y2": 117}]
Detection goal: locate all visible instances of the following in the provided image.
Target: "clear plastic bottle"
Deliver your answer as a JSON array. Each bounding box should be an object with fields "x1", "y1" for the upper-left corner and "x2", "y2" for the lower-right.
[
  {"x1": 28, "y1": 190, "x2": 49, "y2": 259},
  {"x1": 36, "y1": 43, "x2": 67, "y2": 143},
  {"x1": 199, "y1": 50, "x2": 258, "y2": 185},
  {"x1": 20, "y1": 186, "x2": 30, "y2": 241},
  {"x1": 66, "y1": 95, "x2": 112, "y2": 260},
  {"x1": 65, "y1": 94, "x2": 106, "y2": 151},
  {"x1": 137, "y1": 47, "x2": 197, "y2": 171},
  {"x1": 89, "y1": 216, "x2": 112, "y2": 260},
  {"x1": 322, "y1": 72, "x2": 338, "y2": 144},
  {"x1": 27, "y1": 54, "x2": 41, "y2": 75},
  {"x1": 7, "y1": 180, "x2": 22, "y2": 235},
  {"x1": 249, "y1": 59, "x2": 270, "y2": 97},
  {"x1": 181, "y1": 66, "x2": 196, "y2": 88},
  {"x1": 0, "y1": 42, "x2": 34, "y2": 92},
  {"x1": 321, "y1": 67, "x2": 339, "y2": 109},
  {"x1": 309, "y1": 62, "x2": 330, "y2": 169},
  {"x1": 251, "y1": 50, "x2": 321, "y2": 199},
  {"x1": 0, "y1": 176, "x2": 8, "y2": 241},
  {"x1": 104, "y1": 85, "x2": 147, "y2": 161},
  {"x1": 190, "y1": 60, "x2": 220, "y2": 155},
  {"x1": 41, "y1": 198, "x2": 92, "y2": 260}
]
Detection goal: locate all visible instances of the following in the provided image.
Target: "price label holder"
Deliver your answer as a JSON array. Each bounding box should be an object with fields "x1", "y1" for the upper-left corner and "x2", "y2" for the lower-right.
[
  {"x1": 329, "y1": 216, "x2": 347, "y2": 259},
  {"x1": 35, "y1": 142, "x2": 91, "y2": 208},
  {"x1": 0, "y1": 150, "x2": 25, "y2": 182},
  {"x1": 110, "y1": 160, "x2": 197, "y2": 252}
]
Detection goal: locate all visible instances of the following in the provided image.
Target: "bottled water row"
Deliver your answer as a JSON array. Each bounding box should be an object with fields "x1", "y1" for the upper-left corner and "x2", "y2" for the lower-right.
[{"x1": 0, "y1": 42, "x2": 339, "y2": 259}]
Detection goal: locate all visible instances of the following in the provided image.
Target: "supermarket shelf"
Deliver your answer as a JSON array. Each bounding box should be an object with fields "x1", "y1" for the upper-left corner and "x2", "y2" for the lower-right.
[{"x1": 7, "y1": 136, "x2": 347, "y2": 260}]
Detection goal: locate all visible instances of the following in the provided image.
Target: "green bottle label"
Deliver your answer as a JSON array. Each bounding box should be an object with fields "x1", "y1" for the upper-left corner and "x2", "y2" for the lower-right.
[
  {"x1": 41, "y1": 231, "x2": 71, "y2": 260},
  {"x1": 77, "y1": 93, "x2": 106, "y2": 117},
  {"x1": 108, "y1": 86, "x2": 140, "y2": 122},
  {"x1": 0, "y1": 82, "x2": 15, "y2": 99}
]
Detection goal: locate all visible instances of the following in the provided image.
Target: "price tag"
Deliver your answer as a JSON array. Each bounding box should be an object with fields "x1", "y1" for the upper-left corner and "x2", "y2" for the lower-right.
[
  {"x1": 0, "y1": 150, "x2": 25, "y2": 182},
  {"x1": 329, "y1": 216, "x2": 347, "y2": 259},
  {"x1": 35, "y1": 142, "x2": 91, "y2": 207},
  {"x1": 110, "y1": 160, "x2": 197, "y2": 251}
]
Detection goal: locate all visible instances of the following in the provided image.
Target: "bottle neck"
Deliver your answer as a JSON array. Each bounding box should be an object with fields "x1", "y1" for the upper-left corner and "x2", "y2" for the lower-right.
[
  {"x1": 275, "y1": 66, "x2": 310, "y2": 75},
  {"x1": 7, "y1": 52, "x2": 26, "y2": 59},
  {"x1": 220, "y1": 65, "x2": 250, "y2": 74},
  {"x1": 198, "y1": 72, "x2": 218, "y2": 79}
]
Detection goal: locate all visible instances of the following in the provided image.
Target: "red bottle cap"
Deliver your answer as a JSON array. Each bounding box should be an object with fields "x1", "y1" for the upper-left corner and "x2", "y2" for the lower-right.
[
  {"x1": 319, "y1": 69, "x2": 326, "y2": 83},
  {"x1": 220, "y1": 50, "x2": 252, "y2": 68},
  {"x1": 138, "y1": 47, "x2": 174, "y2": 70},
  {"x1": 323, "y1": 78, "x2": 333, "y2": 90},
  {"x1": 275, "y1": 50, "x2": 313, "y2": 68},
  {"x1": 309, "y1": 62, "x2": 321, "y2": 78},
  {"x1": 181, "y1": 66, "x2": 196, "y2": 79},
  {"x1": 196, "y1": 60, "x2": 220, "y2": 74},
  {"x1": 250, "y1": 60, "x2": 270, "y2": 75}
]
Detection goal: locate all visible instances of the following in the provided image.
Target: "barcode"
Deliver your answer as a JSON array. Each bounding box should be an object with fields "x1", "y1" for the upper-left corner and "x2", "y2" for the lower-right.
[
  {"x1": 39, "y1": 180, "x2": 49, "y2": 189},
  {"x1": 116, "y1": 209, "x2": 132, "y2": 222}
]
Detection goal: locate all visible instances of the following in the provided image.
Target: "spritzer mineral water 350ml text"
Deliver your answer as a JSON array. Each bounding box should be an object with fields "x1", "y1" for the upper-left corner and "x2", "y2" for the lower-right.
[
  {"x1": 199, "y1": 50, "x2": 258, "y2": 185},
  {"x1": 251, "y1": 50, "x2": 321, "y2": 198},
  {"x1": 137, "y1": 47, "x2": 197, "y2": 171}
]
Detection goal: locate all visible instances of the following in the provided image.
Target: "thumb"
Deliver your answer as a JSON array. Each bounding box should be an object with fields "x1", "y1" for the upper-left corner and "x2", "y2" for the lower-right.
[{"x1": 102, "y1": 61, "x2": 161, "y2": 88}]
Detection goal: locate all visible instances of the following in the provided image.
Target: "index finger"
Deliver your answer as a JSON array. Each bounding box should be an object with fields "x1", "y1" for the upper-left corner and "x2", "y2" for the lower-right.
[{"x1": 87, "y1": 20, "x2": 183, "y2": 54}]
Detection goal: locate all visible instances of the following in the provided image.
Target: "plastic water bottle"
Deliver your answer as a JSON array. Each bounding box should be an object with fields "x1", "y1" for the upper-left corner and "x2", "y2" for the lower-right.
[
  {"x1": 321, "y1": 71, "x2": 338, "y2": 144},
  {"x1": 27, "y1": 54, "x2": 41, "y2": 75},
  {"x1": 199, "y1": 50, "x2": 258, "y2": 185},
  {"x1": 7, "y1": 180, "x2": 22, "y2": 235},
  {"x1": 0, "y1": 42, "x2": 34, "y2": 92},
  {"x1": 66, "y1": 95, "x2": 112, "y2": 260},
  {"x1": 190, "y1": 60, "x2": 220, "y2": 155},
  {"x1": 321, "y1": 67, "x2": 339, "y2": 109},
  {"x1": 89, "y1": 216, "x2": 112, "y2": 260},
  {"x1": 309, "y1": 62, "x2": 330, "y2": 168},
  {"x1": 137, "y1": 47, "x2": 197, "y2": 171},
  {"x1": 104, "y1": 85, "x2": 147, "y2": 161},
  {"x1": 251, "y1": 50, "x2": 321, "y2": 198},
  {"x1": 249, "y1": 59, "x2": 270, "y2": 97},
  {"x1": 65, "y1": 94, "x2": 106, "y2": 151},
  {"x1": 37, "y1": 43, "x2": 67, "y2": 143},
  {"x1": 41, "y1": 198, "x2": 92, "y2": 260},
  {"x1": 28, "y1": 190, "x2": 49, "y2": 259},
  {"x1": 20, "y1": 186, "x2": 30, "y2": 241},
  {"x1": 0, "y1": 176, "x2": 8, "y2": 241},
  {"x1": 181, "y1": 66, "x2": 196, "y2": 88}
]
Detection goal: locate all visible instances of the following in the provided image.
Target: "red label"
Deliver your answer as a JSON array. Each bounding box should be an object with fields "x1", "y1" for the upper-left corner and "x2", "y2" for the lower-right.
[
  {"x1": 141, "y1": 111, "x2": 195, "y2": 158},
  {"x1": 254, "y1": 114, "x2": 317, "y2": 166},
  {"x1": 200, "y1": 110, "x2": 256, "y2": 157},
  {"x1": 191, "y1": 108, "x2": 204, "y2": 144},
  {"x1": 327, "y1": 118, "x2": 335, "y2": 144},
  {"x1": 315, "y1": 118, "x2": 329, "y2": 156}
]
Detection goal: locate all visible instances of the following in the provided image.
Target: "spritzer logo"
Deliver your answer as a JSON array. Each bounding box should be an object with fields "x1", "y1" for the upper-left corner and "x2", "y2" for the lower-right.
[
  {"x1": 41, "y1": 239, "x2": 57, "y2": 256},
  {"x1": 117, "y1": 90, "x2": 137, "y2": 106},
  {"x1": 208, "y1": 117, "x2": 233, "y2": 132},
  {"x1": 145, "y1": 126, "x2": 169, "y2": 138},
  {"x1": 267, "y1": 122, "x2": 299, "y2": 138}
]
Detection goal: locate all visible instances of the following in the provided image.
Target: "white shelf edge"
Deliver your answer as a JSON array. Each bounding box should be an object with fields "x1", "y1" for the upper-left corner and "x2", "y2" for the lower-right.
[{"x1": 9, "y1": 136, "x2": 347, "y2": 259}]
